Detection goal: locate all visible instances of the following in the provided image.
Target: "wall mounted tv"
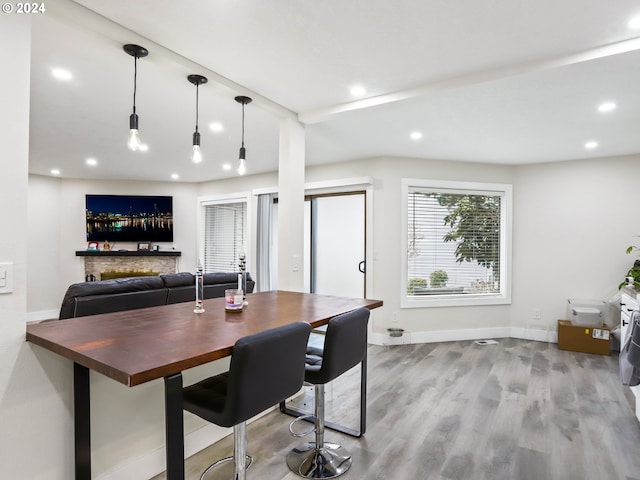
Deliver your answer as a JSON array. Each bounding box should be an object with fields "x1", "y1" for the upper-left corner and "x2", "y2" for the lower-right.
[{"x1": 86, "y1": 194, "x2": 173, "y2": 243}]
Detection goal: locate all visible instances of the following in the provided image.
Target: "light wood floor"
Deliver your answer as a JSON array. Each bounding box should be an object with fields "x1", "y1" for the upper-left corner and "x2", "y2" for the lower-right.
[{"x1": 154, "y1": 338, "x2": 640, "y2": 480}]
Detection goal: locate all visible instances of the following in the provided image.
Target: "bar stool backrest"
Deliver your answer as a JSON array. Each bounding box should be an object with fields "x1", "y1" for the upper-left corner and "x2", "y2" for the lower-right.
[
  {"x1": 306, "y1": 308, "x2": 370, "y2": 385},
  {"x1": 185, "y1": 322, "x2": 311, "y2": 428}
]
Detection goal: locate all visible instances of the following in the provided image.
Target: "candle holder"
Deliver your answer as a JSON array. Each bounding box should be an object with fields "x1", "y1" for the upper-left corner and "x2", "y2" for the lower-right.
[
  {"x1": 194, "y1": 262, "x2": 205, "y2": 313},
  {"x1": 225, "y1": 288, "x2": 244, "y2": 312},
  {"x1": 238, "y1": 251, "x2": 248, "y2": 306}
]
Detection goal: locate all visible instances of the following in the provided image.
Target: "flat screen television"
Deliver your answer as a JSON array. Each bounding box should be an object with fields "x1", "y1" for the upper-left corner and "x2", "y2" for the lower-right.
[{"x1": 86, "y1": 194, "x2": 173, "y2": 243}]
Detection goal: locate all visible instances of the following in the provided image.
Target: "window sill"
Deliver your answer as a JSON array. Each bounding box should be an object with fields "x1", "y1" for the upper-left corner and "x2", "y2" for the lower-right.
[{"x1": 401, "y1": 293, "x2": 511, "y2": 308}]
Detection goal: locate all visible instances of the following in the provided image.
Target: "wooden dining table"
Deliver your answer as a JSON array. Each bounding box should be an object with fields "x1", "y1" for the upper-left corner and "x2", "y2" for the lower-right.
[{"x1": 25, "y1": 290, "x2": 383, "y2": 480}]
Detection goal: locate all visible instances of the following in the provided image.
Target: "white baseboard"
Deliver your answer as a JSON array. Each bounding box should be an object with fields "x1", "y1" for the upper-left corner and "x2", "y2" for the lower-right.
[{"x1": 370, "y1": 326, "x2": 557, "y2": 346}]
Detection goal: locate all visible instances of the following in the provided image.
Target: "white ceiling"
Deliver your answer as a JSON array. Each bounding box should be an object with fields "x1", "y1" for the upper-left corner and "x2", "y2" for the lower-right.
[{"x1": 28, "y1": 0, "x2": 640, "y2": 183}]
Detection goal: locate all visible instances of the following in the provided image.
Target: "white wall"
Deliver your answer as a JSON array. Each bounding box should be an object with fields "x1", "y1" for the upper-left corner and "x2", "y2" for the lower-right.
[
  {"x1": 510, "y1": 155, "x2": 640, "y2": 331},
  {"x1": 27, "y1": 174, "x2": 62, "y2": 315},
  {"x1": 0, "y1": 15, "x2": 74, "y2": 480}
]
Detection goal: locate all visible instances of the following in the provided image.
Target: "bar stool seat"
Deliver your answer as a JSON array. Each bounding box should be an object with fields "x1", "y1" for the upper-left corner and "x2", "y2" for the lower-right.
[
  {"x1": 184, "y1": 322, "x2": 311, "y2": 480},
  {"x1": 287, "y1": 308, "x2": 370, "y2": 479}
]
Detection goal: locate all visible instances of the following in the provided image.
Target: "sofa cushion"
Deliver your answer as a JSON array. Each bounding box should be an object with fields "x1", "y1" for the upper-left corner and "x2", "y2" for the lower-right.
[
  {"x1": 203, "y1": 272, "x2": 239, "y2": 285},
  {"x1": 161, "y1": 272, "x2": 195, "y2": 288},
  {"x1": 72, "y1": 290, "x2": 169, "y2": 318},
  {"x1": 59, "y1": 276, "x2": 165, "y2": 319}
]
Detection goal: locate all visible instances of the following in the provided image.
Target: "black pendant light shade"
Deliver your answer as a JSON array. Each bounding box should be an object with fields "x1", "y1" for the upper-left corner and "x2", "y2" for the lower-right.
[
  {"x1": 188, "y1": 74, "x2": 208, "y2": 163},
  {"x1": 235, "y1": 95, "x2": 252, "y2": 175},
  {"x1": 123, "y1": 44, "x2": 148, "y2": 151}
]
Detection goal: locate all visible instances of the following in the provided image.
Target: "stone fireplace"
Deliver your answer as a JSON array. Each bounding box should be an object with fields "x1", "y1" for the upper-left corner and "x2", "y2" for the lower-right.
[{"x1": 76, "y1": 250, "x2": 181, "y2": 281}]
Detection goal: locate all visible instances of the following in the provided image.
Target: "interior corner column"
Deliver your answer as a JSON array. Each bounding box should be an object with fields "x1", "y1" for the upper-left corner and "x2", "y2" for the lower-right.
[{"x1": 277, "y1": 117, "x2": 305, "y2": 292}]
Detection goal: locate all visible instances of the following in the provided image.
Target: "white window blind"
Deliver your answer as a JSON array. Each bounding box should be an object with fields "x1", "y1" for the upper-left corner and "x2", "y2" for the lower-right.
[
  {"x1": 402, "y1": 179, "x2": 511, "y2": 307},
  {"x1": 203, "y1": 201, "x2": 246, "y2": 273}
]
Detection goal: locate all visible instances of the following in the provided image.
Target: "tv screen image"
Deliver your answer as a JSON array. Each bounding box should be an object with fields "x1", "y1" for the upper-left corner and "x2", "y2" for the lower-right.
[{"x1": 86, "y1": 194, "x2": 173, "y2": 243}]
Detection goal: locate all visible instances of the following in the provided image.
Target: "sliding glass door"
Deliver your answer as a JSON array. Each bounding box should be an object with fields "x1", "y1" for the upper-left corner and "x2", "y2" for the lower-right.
[{"x1": 304, "y1": 193, "x2": 365, "y2": 298}]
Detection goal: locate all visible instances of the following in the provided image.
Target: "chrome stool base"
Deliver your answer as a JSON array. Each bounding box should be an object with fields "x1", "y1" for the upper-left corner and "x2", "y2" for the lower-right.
[
  {"x1": 200, "y1": 454, "x2": 252, "y2": 480},
  {"x1": 286, "y1": 442, "x2": 352, "y2": 479}
]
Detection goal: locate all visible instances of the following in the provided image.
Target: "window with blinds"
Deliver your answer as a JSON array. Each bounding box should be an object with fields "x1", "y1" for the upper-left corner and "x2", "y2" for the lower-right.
[
  {"x1": 203, "y1": 201, "x2": 246, "y2": 273},
  {"x1": 402, "y1": 179, "x2": 511, "y2": 307}
]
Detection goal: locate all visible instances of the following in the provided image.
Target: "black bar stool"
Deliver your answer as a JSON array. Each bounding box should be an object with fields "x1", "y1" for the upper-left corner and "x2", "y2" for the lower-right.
[
  {"x1": 286, "y1": 308, "x2": 370, "y2": 479},
  {"x1": 183, "y1": 322, "x2": 311, "y2": 480}
]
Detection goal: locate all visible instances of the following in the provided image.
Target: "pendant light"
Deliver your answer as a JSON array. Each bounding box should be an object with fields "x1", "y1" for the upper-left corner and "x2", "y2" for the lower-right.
[
  {"x1": 235, "y1": 96, "x2": 252, "y2": 175},
  {"x1": 188, "y1": 74, "x2": 208, "y2": 163},
  {"x1": 123, "y1": 44, "x2": 148, "y2": 151}
]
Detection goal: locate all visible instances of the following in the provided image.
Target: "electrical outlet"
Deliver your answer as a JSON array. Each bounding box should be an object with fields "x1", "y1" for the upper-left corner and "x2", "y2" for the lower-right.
[
  {"x1": 532, "y1": 308, "x2": 541, "y2": 320},
  {"x1": 391, "y1": 312, "x2": 398, "y2": 323}
]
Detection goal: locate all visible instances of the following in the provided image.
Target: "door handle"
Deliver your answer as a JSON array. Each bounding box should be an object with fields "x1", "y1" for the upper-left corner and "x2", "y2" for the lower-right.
[{"x1": 358, "y1": 261, "x2": 366, "y2": 274}]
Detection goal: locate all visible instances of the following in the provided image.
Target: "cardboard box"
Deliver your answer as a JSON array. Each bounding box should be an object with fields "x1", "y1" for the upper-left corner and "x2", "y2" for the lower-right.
[{"x1": 557, "y1": 320, "x2": 610, "y2": 355}]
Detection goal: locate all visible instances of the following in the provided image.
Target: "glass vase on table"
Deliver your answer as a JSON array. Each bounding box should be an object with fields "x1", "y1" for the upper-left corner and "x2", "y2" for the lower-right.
[{"x1": 194, "y1": 262, "x2": 205, "y2": 313}]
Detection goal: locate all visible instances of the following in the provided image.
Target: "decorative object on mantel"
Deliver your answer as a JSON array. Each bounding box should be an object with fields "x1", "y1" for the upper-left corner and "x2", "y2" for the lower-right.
[
  {"x1": 87, "y1": 241, "x2": 99, "y2": 251},
  {"x1": 137, "y1": 242, "x2": 151, "y2": 251},
  {"x1": 123, "y1": 43, "x2": 148, "y2": 151},
  {"x1": 234, "y1": 95, "x2": 252, "y2": 175},
  {"x1": 103, "y1": 240, "x2": 110, "y2": 251}
]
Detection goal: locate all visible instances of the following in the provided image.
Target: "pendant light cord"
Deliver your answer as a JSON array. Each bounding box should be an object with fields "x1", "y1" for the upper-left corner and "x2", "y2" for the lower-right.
[
  {"x1": 241, "y1": 102, "x2": 245, "y2": 147},
  {"x1": 132, "y1": 55, "x2": 138, "y2": 115},
  {"x1": 195, "y1": 84, "x2": 199, "y2": 134}
]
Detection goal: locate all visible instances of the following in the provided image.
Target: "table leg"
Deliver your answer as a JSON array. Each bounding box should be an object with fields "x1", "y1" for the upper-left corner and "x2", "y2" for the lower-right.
[
  {"x1": 164, "y1": 373, "x2": 185, "y2": 480},
  {"x1": 359, "y1": 351, "x2": 367, "y2": 435},
  {"x1": 74, "y1": 363, "x2": 91, "y2": 480}
]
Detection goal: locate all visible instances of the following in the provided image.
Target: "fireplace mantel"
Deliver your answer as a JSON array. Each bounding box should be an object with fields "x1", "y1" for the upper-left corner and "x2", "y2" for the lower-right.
[{"x1": 76, "y1": 250, "x2": 181, "y2": 257}]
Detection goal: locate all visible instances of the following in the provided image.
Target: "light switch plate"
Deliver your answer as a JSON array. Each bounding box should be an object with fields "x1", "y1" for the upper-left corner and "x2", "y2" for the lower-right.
[{"x1": 0, "y1": 262, "x2": 14, "y2": 294}]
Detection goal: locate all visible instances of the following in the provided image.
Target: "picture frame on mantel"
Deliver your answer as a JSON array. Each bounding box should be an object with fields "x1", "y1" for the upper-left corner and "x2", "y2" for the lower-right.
[{"x1": 137, "y1": 242, "x2": 152, "y2": 251}]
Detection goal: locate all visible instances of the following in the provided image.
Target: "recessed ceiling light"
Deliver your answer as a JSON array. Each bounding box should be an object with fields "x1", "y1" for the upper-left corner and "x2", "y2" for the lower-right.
[
  {"x1": 171, "y1": 173, "x2": 180, "y2": 180},
  {"x1": 137, "y1": 144, "x2": 149, "y2": 152},
  {"x1": 597, "y1": 102, "x2": 616, "y2": 113},
  {"x1": 85, "y1": 158, "x2": 98, "y2": 167},
  {"x1": 410, "y1": 131, "x2": 423, "y2": 140},
  {"x1": 209, "y1": 122, "x2": 224, "y2": 132},
  {"x1": 350, "y1": 85, "x2": 366, "y2": 97},
  {"x1": 628, "y1": 15, "x2": 640, "y2": 29},
  {"x1": 585, "y1": 141, "x2": 598, "y2": 149},
  {"x1": 50, "y1": 168, "x2": 61, "y2": 175},
  {"x1": 52, "y1": 68, "x2": 72, "y2": 81},
  {"x1": 222, "y1": 163, "x2": 232, "y2": 171}
]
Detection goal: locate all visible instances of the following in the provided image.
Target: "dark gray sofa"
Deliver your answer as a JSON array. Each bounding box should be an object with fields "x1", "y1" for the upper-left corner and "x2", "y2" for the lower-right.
[{"x1": 59, "y1": 272, "x2": 254, "y2": 319}]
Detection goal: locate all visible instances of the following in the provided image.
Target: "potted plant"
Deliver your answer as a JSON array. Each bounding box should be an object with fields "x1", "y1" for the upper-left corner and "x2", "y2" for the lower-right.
[
  {"x1": 407, "y1": 277, "x2": 427, "y2": 294},
  {"x1": 619, "y1": 241, "x2": 640, "y2": 290},
  {"x1": 430, "y1": 269, "x2": 448, "y2": 288}
]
